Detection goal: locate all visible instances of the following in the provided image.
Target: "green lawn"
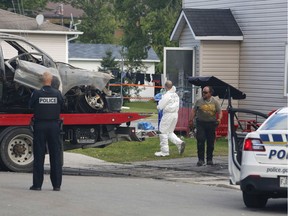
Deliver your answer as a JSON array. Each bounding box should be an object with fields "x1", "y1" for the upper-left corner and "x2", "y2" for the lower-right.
[
  {"x1": 122, "y1": 100, "x2": 158, "y2": 119},
  {"x1": 69, "y1": 137, "x2": 228, "y2": 163},
  {"x1": 69, "y1": 101, "x2": 228, "y2": 163}
]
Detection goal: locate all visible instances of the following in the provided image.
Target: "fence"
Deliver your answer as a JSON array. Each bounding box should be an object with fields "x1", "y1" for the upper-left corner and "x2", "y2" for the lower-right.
[{"x1": 108, "y1": 83, "x2": 163, "y2": 101}]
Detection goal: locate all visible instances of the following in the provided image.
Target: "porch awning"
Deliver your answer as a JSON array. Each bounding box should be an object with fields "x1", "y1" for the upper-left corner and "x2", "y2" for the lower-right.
[{"x1": 188, "y1": 76, "x2": 246, "y2": 100}]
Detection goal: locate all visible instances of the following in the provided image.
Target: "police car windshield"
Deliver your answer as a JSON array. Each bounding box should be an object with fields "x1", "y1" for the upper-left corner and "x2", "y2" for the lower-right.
[{"x1": 260, "y1": 114, "x2": 288, "y2": 130}]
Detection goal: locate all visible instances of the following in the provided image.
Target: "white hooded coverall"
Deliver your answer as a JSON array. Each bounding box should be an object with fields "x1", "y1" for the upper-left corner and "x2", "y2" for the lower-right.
[{"x1": 157, "y1": 86, "x2": 183, "y2": 154}]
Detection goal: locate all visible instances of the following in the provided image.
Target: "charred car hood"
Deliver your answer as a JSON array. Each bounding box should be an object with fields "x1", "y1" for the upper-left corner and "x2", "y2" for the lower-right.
[
  {"x1": 14, "y1": 60, "x2": 113, "y2": 95},
  {"x1": 56, "y1": 62, "x2": 113, "y2": 95}
]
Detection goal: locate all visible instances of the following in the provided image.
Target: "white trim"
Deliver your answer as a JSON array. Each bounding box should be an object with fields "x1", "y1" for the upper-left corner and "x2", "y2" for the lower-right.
[
  {"x1": 192, "y1": 46, "x2": 196, "y2": 104},
  {"x1": 65, "y1": 35, "x2": 68, "y2": 63},
  {"x1": 163, "y1": 46, "x2": 195, "y2": 104},
  {"x1": 195, "y1": 36, "x2": 244, "y2": 41},
  {"x1": 69, "y1": 58, "x2": 160, "y2": 63},
  {"x1": 199, "y1": 43, "x2": 203, "y2": 76},
  {"x1": 170, "y1": 11, "x2": 185, "y2": 41},
  {"x1": 69, "y1": 58, "x2": 103, "y2": 61},
  {"x1": 284, "y1": 43, "x2": 288, "y2": 96},
  {"x1": 0, "y1": 29, "x2": 83, "y2": 35},
  {"x1": 163, "y1": 46, "x2": 195, "y2": 80},
  {"x1": 164, "y1": 47, "x2": 195, "y2": 51}
]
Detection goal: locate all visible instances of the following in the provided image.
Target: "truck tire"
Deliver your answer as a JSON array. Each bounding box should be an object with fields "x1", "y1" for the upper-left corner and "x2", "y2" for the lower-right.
[
  {"x1": 242, "y1": 191, "x2": 268, "y2": 208},
  {"x1": 0, "y1": 127, "x2": 15, "y2": 170},
  {"x1": 0, "y1": 127, "x2": 33, "y2": 172}
]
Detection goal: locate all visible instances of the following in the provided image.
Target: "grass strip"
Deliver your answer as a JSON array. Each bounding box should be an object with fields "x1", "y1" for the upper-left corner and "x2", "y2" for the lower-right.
[{"x1": 69, "y1": 137, "x2": 228, "y2": 163}]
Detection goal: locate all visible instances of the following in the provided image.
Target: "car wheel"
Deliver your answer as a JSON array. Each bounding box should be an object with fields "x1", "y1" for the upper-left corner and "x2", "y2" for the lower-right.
[
  {"x1": 242, "y1": 191, "x2": 268, "y2": 208},
  {"x1": 76, "y1": 90, "x2": 107, "y2": 113}
]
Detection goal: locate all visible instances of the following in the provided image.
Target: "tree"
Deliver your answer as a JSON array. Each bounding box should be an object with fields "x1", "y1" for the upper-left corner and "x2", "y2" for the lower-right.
[
  {"x1": 114, "y1": 0, "x2": 182, "y2": 72},
  {"x1": 99, "y1": 50, "x2": 119, "y2": 72},
  {"x1": 114, "y1": 0, "x2": 150, "y2": 62},
  {"x1": 1, "y1": 0, "x2": 182, "y2": 73},
  {"x1": 52, "y1": 0, "x2": 117, "y2": 44},
  {"x1": 142, "y1": 6, "x2": 181, "y2": 73},
  {"x1": 75, "y1": 1, "x2": 116, "y2": 43},
  {"x1": 0, "y1": 0, "x2": 49, "y2": 15}
]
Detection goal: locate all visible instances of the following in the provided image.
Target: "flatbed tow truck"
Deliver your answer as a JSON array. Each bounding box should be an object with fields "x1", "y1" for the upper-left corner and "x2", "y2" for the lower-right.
[
  {"x1": 0, "y1": 33, "x2": 150, "y2": 172},
  {"x1": 0, "y1": 112, "x2": 149, "y2": 172}
]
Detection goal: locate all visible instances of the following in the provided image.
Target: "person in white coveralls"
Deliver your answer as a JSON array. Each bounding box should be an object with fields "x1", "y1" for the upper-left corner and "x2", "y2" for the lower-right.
[{"x1": 155, "y1": 80, "x2": 186, "y2": 157}]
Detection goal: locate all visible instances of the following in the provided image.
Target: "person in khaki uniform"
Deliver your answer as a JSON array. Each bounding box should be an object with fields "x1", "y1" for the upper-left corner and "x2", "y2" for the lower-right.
[{"x1": 189, "y1": 86, "x2": 222, "y2": 166}]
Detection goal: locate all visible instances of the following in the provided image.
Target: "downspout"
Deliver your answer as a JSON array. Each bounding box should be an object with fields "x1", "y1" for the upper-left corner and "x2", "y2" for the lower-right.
[
  {"x1": 67, "y1": 34, "x2": 79, "y2": 42},
  {"x1": 68, "y1": 19, "x2": 82, "y2": 42}
]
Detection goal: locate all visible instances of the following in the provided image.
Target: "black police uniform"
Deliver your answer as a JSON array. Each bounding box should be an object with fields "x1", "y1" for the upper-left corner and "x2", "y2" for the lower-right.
[{"x1": 30, "y1": 85, "x2": 63, "y2": 190}]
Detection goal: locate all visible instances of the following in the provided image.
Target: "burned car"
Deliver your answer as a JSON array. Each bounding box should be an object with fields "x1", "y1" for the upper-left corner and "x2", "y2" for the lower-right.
[{"x1": 0, "y1": 33, "x2": 122, "y2": 113}]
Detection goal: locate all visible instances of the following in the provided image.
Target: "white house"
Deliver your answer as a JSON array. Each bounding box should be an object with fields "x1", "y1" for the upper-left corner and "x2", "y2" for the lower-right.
[
  {"x1": 0, "y1": 9, "x2": 82, "y2": 63},
  {"x1": 170, "y1": 0, "x2": 288, "y2": 114},
  {"x1": 68, "y1": 43, "x2": 160, "y2": 100}
]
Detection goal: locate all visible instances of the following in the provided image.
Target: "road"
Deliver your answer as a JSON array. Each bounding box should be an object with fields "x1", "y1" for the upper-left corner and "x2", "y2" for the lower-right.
[
  {"x1": 0, "y1": 172, "x2": 286, "y2": 216},
  {"x1": 0, "y1": 153, "x2": 287, "y2": 216}
]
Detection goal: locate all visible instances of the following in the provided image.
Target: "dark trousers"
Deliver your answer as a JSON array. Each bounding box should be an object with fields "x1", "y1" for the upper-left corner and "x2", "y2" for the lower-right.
[
  {"x1": 196, "y1": 121, "x2": 217, "y2": 162},
  {"x1": 32, "y1": 120, "x2": 62, "y2": 188}
]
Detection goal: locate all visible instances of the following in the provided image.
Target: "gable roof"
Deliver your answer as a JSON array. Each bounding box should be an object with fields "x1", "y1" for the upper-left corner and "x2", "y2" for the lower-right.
[
  {"x1": 43, "y1": 2, "x2": 84, "y2": 19},
  {"x1": 69, "y1": 43, "x2": 160, "y2": 62},
  {"x1": 0, "y1": 9, "x2": 82, "y2": 35},
  {"x1": 171, "y1": 8, "x2": 243, "y2": 41}
]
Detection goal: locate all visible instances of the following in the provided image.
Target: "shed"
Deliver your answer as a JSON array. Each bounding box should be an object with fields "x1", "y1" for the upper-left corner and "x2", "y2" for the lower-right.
[
  {"x1": 171, "y1": 8, "x2": 243, "y2": 108},
  {"x1": 170, "y1": 0, "x2": 288, "y2": 114}
]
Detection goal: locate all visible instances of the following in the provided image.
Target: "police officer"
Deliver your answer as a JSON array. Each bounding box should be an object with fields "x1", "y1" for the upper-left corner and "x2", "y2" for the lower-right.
[{"x1": 29, "y1": 71, "x2": 63, "y2": 191}]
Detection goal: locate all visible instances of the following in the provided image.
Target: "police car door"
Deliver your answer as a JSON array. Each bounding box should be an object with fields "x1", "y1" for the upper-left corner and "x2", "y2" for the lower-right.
[{"x1": 228, "y1": 108, "x2": 268, "y2": 185}]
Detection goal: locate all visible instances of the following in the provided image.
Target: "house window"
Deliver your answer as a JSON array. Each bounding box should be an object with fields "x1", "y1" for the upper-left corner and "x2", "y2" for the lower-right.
[{"x1": 285, "y1": 44, "x2": 288, "y2": 96}]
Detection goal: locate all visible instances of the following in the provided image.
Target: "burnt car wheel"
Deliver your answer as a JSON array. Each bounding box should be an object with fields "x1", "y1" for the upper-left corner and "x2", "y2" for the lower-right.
[
  {"x1": 0, "y1": 127, "x2": 33, "y2": 172},
  {"x1": 76, "y1": 90, "x2": 107, "y2": 113}
]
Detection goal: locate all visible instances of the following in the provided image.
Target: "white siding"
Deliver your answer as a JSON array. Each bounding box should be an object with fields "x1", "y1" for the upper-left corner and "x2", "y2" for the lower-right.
[
  {"x1": 143, "y1": 62, "x2": 157, "y2": 74},
  {"x1": 181, "y1": 0, "x2": 288, "y2": 114},
  {"x1": 200, "y1": 41, "x2": 240, "y2": 87},
  {"x1": 130, "y1": 80, "x2": 156, "y2": 102},
  {"x1": 69, "y1": 60, "x2": 156, "y2": 74},
  {"x1": 200, "y1": 41, "x2": 240, "y2": 108},
  {"x1": 15, "y1": 33, "x2": 67, "y2": 63},
  {"x1": 69, "y1": 60, "x2": 157, "y2": 100}
]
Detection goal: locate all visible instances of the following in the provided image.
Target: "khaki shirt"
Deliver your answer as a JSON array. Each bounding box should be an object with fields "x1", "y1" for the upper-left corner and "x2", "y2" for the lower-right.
[{"x1": 193, "y1": 97, "x2": 221, "y2": 122}]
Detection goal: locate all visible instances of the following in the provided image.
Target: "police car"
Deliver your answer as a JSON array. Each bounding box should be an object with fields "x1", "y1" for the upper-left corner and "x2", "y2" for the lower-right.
[
  {"x1": 229, "y1": 107, "x2": 288, "y2": 208},
  {"x1": 187, "y1": 76, "x2": 287, "y2": 208}
]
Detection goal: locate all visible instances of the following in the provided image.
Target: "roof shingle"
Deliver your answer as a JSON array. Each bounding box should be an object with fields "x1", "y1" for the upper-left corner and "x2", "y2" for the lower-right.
[
  {"x1": 183, "y1": 9, "x2": 243, "y2": 37},
  {"x1": 171, "y1": 8, "x2": 243, "y2": 41},
  {"x1": 69, "y1": 43, "x2": 160, "y2": 62},
  {"x1": 0, "y1": 9, "x2": 75, "y2": 32}
]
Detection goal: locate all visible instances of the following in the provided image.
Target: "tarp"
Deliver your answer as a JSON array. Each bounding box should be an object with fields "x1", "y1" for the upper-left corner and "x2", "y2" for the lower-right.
[{"x1": 188, "y1": 76, "x2": 246, "y2": 100}]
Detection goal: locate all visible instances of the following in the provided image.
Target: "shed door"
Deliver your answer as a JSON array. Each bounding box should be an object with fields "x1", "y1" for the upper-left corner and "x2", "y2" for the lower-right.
[{"x1": 164, "y1": 47, "x2": 195, "y2": 135}]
